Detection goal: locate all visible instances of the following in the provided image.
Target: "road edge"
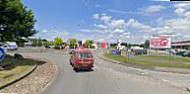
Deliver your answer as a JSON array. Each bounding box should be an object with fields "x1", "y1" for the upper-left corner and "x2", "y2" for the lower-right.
[
  {"x1": 187, "y1": 87, "x2": 190, "y2": 92},
  {"x1": 0, "y1": 64, "x2": 37, "y2": 90},
  {"x1": 39, "y1": 60, "x2": 59, "y2": 94}
]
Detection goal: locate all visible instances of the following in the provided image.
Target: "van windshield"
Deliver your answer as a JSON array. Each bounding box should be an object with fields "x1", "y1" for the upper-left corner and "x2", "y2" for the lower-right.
[{"x1": 78, "y1": 53, "x2": 92, "y2": 59}]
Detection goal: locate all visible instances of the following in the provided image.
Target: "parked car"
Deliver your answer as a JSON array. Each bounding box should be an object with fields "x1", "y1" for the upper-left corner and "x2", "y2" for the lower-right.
[
  {"x1": 45, "y1": 45, "x2": 51, "y2": 49},
  {"x1": 175, "y1": 51, "x2": 185, "y2": 56},
  {"x1": 54, "y1": 46, "x2": 62, "y2": 50},
  {"x1": 4, "y1": 42, "x2": 18, "y2": 50},
  {"x1": 132, "y1": 49, "x2": 147, "y2": 55},
  {"x1": 182, "y1": 51, "x2": 190, "y2": 57},
  {"x1": 69, "y1": 49, "x2": 94, "y2": 71}
]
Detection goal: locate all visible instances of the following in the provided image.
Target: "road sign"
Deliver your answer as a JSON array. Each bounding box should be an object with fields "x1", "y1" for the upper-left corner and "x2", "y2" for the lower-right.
[
  {"x1": 0, "y1": 47, "x2": 5, "y2": 62},
  {"x1": 150, "y1": 35, "x2": 171, "y2": 49},
  {"x1": 111, "y1": 50, "x2": 121, "y2": 55}
]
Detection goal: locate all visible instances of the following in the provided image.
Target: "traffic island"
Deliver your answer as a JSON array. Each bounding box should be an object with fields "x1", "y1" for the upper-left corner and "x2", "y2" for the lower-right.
[
  {"x1": 0, "y1": 55, "x2": 37, "y2": 90},
  {"x1": 0, "y1": 54, "x2": 58, "y2": 94}
]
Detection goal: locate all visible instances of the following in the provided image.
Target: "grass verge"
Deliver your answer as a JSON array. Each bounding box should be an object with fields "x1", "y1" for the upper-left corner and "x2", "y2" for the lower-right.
[
  {"x1": 104, "y1": 53, "x2": 190, "y2": 69},
  {"x1": 140, "y1": 55, "x2": 190, "y2": 63},
  {"x1": 0, "y1": 55, "x2": 36, "y2": 86}
]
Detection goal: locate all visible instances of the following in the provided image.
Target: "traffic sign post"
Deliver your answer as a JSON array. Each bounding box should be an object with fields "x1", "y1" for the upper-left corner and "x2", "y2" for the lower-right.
[{"x1": 0, "y1": 47, "x2": 5, "y2": 62}]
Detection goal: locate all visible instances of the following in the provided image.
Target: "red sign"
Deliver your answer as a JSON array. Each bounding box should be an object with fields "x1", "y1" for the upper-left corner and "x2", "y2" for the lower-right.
[{"x1": 150, "y1": 35, "x2": 171, "y2": 48}]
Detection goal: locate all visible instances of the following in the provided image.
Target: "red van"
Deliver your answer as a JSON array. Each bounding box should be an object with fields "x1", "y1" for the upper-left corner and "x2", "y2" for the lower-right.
[{"x1": 69, "y1": 49, "x2": 94, "y2": 71}]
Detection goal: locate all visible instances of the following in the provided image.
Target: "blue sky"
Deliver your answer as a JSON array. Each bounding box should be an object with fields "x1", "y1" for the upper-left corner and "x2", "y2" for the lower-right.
[{"x1": 21, "y1": 0, "x2": 190, "y2": 43}]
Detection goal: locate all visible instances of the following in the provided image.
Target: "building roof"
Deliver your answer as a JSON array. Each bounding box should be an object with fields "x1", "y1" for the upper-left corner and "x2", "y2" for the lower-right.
[{"x1": 172, "y1": 40, "x2": 190, "y2": 46}]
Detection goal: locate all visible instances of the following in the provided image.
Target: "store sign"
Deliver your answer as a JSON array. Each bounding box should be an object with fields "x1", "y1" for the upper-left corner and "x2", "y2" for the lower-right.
[
  {"x1": 0, "y1": 47, "x2": 5, "y2": 62},
  {"x1": 150, "y1": 35, "x2": 171, "y2": 49}
]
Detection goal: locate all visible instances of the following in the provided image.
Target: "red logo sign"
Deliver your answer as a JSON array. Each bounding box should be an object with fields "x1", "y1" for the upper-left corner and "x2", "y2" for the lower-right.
[{"x1": 150, "y1": 35, "x2": 171, "y2": 48}]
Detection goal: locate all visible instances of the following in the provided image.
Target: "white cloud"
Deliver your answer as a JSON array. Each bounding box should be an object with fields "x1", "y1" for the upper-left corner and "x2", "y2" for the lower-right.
[
  {"x1": 100, "y1": 14, "x2": 112, "y2": 23},
  {"x1": 142, "y1": 5, "x2": 166, "y2": 15},
  {"x1": 94, "y1": 4, "x2": 103, "y2": 8},
  {"x1": 154, "y1": 17, "x2": 190, "y2": 41},
  {"x1": 126, "y1": 19, "x2": 155, "y2": 33},
  {"x1": 97, "y1": 38, "x2": 105, "y2": 42},
  {"x1": 174, "y1": 8, "x2": 185, "y2": 16},
  {"x1": 92, "y1": 14, "x2": 99, "y2": 19},
  {"x1": 80, "y1": 29, "x2": 92, "y2": 33},
  {"x1": 42, "y1": 30, "x2": 48, "y2": 33},
  {"x1": 114, "y1": 28, "x2": 124, "y2": 33},
  {"x1": 184, "y1": 11, "x2": 190, "y2": 18},
  {"x1": 108, "y1": 34, "x2": 114, "y2": 37},
  {"x1": 119, "y1": 32, "x2": 131, "y2": 38},
  {"x1": 34, "y1": 30, "x2": 69, "y2": 41},
  {"x1": 173, "y1": 3, "x2": 190, "y2": 16},
  {"x1": 84, "y1": 14, "x2": 158, "y2": 43},
  {"x1": 94, "y1": 24, "x2": 108, "y2": 29},
  {"x1": 165, "y1": 18, "x2": 190, "y2": 30},
  {"x1": 173, "y1": 3, "x2": 190, "y2": 8},
  {"x1": 109, "y1": 9, "x2": 126, "y2": 14},
  {"x1": 110, "y1": 19, "x2": 125, "y2": 28},
  {"x1": 87, "y1": 4, "x2": 190, "y2": 43},
  {"x1": 123, "y1": 32, "x2": 131, "y2": 35}
]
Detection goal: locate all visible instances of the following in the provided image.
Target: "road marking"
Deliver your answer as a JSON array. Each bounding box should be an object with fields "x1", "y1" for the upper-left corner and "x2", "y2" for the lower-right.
[{"x1": 162, "y1": 79, "x2": 168, "y2": 82}]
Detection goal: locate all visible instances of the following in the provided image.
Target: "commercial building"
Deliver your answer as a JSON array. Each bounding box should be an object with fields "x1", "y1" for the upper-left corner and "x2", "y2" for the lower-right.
[{"x1": 172, "y1": 40, "x2": 190, "y2": 50}]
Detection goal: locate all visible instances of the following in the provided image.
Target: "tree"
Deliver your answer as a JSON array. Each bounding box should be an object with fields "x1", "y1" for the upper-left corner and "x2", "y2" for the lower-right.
[
  {"x1": 54, "y1": 37, "x2": 63, "y2": 47},
  {"x1": 0, "y1": 0, "x2": 37, "y2": 42},
  {"x1": 31, "y1": 39, "x2": 38, "y2": 46},
  {"x1": 144, "y1": 40, "x2": 150, "y2": 48},
  {"x1": 37, "y1": 38, "x2": 42, "y2": 46},
  {"x1": 69, "y1": 38, "x2": 76, "y2": 48},
  {"x1": 84, "y1": 41, "x2": 92, "y2": 48}
]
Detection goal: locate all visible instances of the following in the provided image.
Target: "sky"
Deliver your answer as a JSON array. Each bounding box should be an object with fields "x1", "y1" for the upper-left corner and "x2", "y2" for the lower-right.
[{"x1": 21, "y1": 0, "x2": 190, "y2": 44}]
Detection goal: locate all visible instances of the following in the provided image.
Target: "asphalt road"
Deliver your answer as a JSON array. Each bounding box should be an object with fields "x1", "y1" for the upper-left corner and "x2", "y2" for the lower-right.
[{"x1": 21, "y1": 49, "x2": 189, "y2": 94}]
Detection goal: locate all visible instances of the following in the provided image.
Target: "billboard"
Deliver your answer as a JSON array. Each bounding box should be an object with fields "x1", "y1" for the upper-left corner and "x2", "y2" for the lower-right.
[{"x1": 150, "y1": 35, "x2": 171, "y2": 49}]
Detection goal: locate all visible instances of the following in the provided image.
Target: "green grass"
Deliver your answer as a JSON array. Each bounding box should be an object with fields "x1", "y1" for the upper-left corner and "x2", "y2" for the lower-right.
[
  {"x1": 140, "y1": 55, "x2": 190, "y2": 63},
  {"x1": 104, "y1": 53, "x2": 190, "y2": 69},
  {"x1": 0, "y1": 66, "x2": 32, "y2": 86},
  {"x1": 0, "y1": 55, "x2": 36, "y2": 86}
]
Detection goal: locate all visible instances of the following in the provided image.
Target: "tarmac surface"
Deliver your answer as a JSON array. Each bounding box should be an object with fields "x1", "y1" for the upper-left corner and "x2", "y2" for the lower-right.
[{"x1": 19, "y1": 48, "x2": 190, "y2": 94}]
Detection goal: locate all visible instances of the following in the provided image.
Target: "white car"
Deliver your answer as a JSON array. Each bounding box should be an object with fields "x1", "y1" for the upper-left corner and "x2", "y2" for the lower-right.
[{"x1": 4, "y1": 42, "x2": 18, "y2": 50}]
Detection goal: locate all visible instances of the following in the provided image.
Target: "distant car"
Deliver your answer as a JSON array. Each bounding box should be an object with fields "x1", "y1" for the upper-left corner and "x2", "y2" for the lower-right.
[
  {"x1": 54, "y1": 46, "x2": 62, "y2": 50},
  {"x1": 69, "y1": 49, "x2": 94, "y2": 71},
  {"x1": 4, "y1": 42, "x2": 18, "y2": 50},
  {"x1": 182, "y1": 51, "x2": 190, "y2": 57},
  {"x1": 175, "y1": 51, "x2": 185, "y2": 56},
  {"x1": 45, "y1": 45, "x2": 51, "y2": 49}
]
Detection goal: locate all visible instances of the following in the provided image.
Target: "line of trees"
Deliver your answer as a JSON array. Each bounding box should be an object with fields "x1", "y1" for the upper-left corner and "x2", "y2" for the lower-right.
[{"x1": 42, "y1": 38, "x2": 94, "y2": 48}]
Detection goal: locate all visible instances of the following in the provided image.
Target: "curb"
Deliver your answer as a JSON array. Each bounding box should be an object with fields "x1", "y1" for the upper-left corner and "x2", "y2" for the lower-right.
[
  {"x1": 39, "y1": 61, "x2": 59, "y2": 94},
  {"x1": 187, "y1": 87, "x2": 190, "y2": 92},
  {"x1": 0, "y1": 64, "x2": 37, "y2": 90}
]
